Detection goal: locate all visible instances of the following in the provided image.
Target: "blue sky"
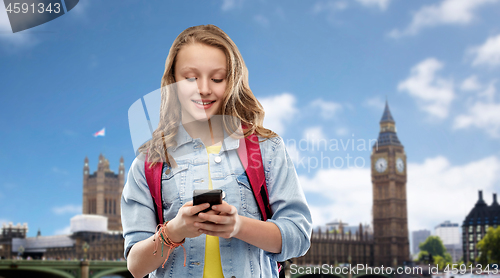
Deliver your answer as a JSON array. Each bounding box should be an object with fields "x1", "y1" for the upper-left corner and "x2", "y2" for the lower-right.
[{"x1": 1, "y1": 0, "x2": 500, "y2": 244}]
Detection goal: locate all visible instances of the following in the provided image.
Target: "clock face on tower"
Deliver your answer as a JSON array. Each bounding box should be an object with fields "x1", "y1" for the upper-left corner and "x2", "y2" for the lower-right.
[
  {"x1": 375, "y1": 157, "x2": 388, "y2": 173},
  {"x1": 396, "y1": 158, "x2": 405, "y2": 173}
]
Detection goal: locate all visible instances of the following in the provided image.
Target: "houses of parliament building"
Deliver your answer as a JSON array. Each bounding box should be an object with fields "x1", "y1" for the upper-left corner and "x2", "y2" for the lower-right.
[
  {"x1": 296, "y1": 102, "x2": 410, "y2": 267},
  {"x1": 1, "y1": 102, "x2": 411, "y2": 267}
]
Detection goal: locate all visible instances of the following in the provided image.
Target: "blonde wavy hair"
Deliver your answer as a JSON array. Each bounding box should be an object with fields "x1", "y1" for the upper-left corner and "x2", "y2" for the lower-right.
[{"x1": 139, "y1": 24, "x2": 277, "y2": 167}]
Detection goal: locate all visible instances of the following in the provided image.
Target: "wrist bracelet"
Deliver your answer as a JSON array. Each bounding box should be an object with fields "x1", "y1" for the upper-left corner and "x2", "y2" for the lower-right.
[{"x1": 153, "y1": 221, "x2": 187, "y2": 268}]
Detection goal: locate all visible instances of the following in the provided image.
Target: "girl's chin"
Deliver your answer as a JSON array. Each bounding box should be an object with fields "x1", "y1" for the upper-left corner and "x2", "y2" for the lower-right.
[{"x1": 184, "y1": 114, "x2": 214, "y2": 123}]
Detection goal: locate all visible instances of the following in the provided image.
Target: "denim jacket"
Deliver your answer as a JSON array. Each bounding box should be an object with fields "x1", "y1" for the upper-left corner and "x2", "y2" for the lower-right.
[{"x1": 121, "y1": 125, "x2": 312, "y2": 278}]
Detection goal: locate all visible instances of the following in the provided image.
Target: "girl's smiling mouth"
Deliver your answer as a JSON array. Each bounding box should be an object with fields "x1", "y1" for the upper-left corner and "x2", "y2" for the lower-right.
[{"x1": 192, "y1": 99, "x2": 216, "y2": 109}]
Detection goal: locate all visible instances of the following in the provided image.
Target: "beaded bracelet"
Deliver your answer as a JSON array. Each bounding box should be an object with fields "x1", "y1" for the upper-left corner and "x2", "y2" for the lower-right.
[{"x1": 153, "y1": 221, "x2": 187, "y2": 268}]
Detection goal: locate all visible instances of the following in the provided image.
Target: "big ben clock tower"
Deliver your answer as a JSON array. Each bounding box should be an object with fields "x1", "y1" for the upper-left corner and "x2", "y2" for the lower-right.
[{"x1": 371, "y1": 101, "x2": 410, "y2": 267}]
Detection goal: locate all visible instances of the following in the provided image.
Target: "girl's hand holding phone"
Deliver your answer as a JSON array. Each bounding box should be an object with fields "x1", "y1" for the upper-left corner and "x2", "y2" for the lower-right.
[
  {"x1": 195, "y1": 201, "x2": 241, "y2": 239},
  {"x1": 167, "y1": 201, "x2": 214, "y2": 242}
]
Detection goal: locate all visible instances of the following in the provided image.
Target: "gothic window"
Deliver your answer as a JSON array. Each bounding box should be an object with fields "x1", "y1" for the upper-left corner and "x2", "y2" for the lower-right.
[
  {"x1": 104, "y1": 199, "x2": 108, "y2": 214},
  {"x1": 477, "y1": 234, "x2": 481, "y2": 241},
  {"x1": 469, "y1": 234, "x2": 473, "y2": 242},
  {"x1": 477, "y1": 226, "x2": 481, "y2": 233},
  {"x1": 485, "y1": 225, "x2": 489, "y2": 231},
  {"x1": 113, "y1": 200, "x2": 116, "y2": 215},
  {"x1": 469, "y1": 226, "x2": 473, "y2": 233},
  {"x1": 470, "y1": 252, "x2": 474, "y2": 260},
  {"x1": 469, "y1": 243, "x2": 474, "y2": 250}
]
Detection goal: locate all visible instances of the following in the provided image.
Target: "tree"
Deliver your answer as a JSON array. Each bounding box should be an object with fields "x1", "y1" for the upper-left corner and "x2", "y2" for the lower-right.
[
  {"x1": 419, "y1": 236, "x2": 447, "y2": 257},
  {"x1": 433, "y1": 253, "x2": 453, "y2": 270},
  {"x1": 477, "y1": 226, "x2": 500, "y2": 265},
  {"x1": 418, "y1": 250, "x2": 429, "y2": 262}
]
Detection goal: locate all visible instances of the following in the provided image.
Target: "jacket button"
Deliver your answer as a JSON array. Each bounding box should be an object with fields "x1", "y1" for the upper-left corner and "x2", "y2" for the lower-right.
[
  {"x1": 231, "y1": 276, "x2": 236, "y2": 278},
  {"x1": 214, "y1": 156, "x2": 222, "y2": 163},
  {"x1": 165, "y1": 169, "x2": 171, "y2": 175}
]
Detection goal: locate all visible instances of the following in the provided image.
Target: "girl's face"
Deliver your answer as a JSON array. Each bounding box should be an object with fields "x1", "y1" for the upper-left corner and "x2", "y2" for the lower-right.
[{"x1": 174, "y1": 43, "x2": 227, "y2": 123}]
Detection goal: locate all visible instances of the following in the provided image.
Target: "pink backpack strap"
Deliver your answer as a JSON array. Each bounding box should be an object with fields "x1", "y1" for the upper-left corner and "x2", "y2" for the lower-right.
[
  {"x1": 238, "y1": 133, "x2": 283, "y2": 273},
  {"x1": 237, "y1": 134, "x2": 272, "y2": 221},
  {"x1": 145, "y1": 154, "x2": 164, "y2": 225}
]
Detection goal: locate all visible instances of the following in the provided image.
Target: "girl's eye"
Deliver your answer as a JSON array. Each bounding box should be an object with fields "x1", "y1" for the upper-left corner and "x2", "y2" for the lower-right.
[
  {"x1": 212, "y1": 79, "x2": 223, "y2": 83},
  {"x1": 186, "y1": 77, "x2": 196, "y2": 82}
]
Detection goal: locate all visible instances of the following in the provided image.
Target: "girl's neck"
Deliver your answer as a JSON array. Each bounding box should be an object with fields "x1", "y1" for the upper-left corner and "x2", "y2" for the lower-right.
[{"x1": 182, "y1": 116, "x2": 224, "y2": 147}]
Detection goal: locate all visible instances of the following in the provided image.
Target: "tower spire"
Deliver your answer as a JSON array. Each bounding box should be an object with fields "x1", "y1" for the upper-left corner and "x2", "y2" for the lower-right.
[
  {"x1": 492, "y1": 193, "x2": 499, "y2": 207},
  {"x1": 380, "y1": 100, "x2": 395, "y2": 123},
  {"x1": 376, "y1": 100, "x2": 402, "y2": 147}
]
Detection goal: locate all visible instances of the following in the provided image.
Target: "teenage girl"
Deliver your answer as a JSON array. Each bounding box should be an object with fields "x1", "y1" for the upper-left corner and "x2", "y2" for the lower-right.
[{"x1": 121, "y1": 25, "x2": 312, "y2": 278}]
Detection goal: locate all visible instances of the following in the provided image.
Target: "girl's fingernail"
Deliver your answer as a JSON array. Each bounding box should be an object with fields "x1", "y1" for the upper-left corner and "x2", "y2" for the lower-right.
[{"x1": 212, "y1": 206, "x2": 217, "y2": 210}]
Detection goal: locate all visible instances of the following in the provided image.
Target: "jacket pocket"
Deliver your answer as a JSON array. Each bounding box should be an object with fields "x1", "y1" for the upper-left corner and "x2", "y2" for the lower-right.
[
  {"x1": 161, "y1": 163, "x2": 189, "y2": 210},
  {"x1": 236, "y1": 172, "x2": 261, "y2": 218}
]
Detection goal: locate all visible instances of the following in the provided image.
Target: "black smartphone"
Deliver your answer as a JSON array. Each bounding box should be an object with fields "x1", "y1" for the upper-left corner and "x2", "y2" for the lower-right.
[{"x1": 193, "y1": 189, "x2": 223, "y2": 214}]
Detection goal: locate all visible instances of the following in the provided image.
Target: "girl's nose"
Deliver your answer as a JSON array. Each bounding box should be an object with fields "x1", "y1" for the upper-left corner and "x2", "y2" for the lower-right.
[{"x1": 197, "y1": 78, "x2": 211, "y2": 95}]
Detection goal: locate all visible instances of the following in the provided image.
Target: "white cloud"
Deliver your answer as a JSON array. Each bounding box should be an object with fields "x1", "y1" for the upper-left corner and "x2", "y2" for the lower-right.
[
  {"x1": 407, "y1": 156, "x2": 500, "y2": 230},
  {"x1": 253, "y1": 15, "x2": 269, "y2": 27},
  {"x1": 52, "y1": 167, "x2": 69, "y2": 175},
  {"x1": 0, "y1": 4, "x2": 34, "y2": 47},
  {"x1": 52, "y1": 205, "x2": 82, "y2": 215},
  {"x1": 310, "y1": 99, "x2": 342, "y2": 119},
  {"x1": 301, "y1": 155, "x2": 500, "y2": 232},
  {"x1": 63, "y1": 130, "x2": 78, "y2": 137},
  {"x1": 0, "y1": 0, "x2": 89, "y2": 47},
  {"x1": 70, "y1": 0, "x2": 90, "y2": 17},
  {"x1": 312, "y1": 0, "x2": 348, "y2": 23},
  {"x1": 312, "y1": 0, "x2": 348, "y2": 13},
  {"x1": 454, "y1": 81, "x2": 500, "y2": 137},
  {"x1": 355, "y1": 0, "x2": 390, "y2": 10},
  {"x1": 221, "y1": 0, "x2": 243, "y2": 11},
  {"x1": 335, "y1": 127, "x2": 349, "y2": 136},
  {"x1": 302, "y1": 127, "x2": 327, "y2": 147},
  {"x1": 470, "y1": 34, "x2": 500, "y2": 68},
  {"x1": 260, "y1": 93, "x2": 297, "y2": 135},
  {"x1": 54, "y1": 225, "x2": 71, "y2": 235},
  {"x1": 460, "y1": 75, "x2": 482, "y2": 91},
  {"x1": 301, "y1": 167, "x2": 372, "y2": 227},
  {"x1": 363, "y1": 96, "x2": 385, "y2": 110},
  {"x1": 389, "y1": 0, "x2": 499, "y2": 38},
  {"x1": 398, "y1": 58, "x2": 455, "y2": 119}
]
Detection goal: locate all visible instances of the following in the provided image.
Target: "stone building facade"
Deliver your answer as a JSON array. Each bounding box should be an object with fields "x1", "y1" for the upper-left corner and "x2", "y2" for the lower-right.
[
  {"x1": 83, "y1": 154, "x2": 125, "y2": 231},
  {"x1": 1, "y1": 155, "x2": 126, "y2": 260},
  {"x1": 295, "y1": 224, "x2": 374, "y2": 266},
  {"x1": 0, "y1": 223, "x2": 28, "y2": 259},
  {"x1": 296, "y1": 102, "x2": 410, "y2": 267},
  {"x1": 371, "y1": 102, "x2": 410, "y2": 267},
  {"x1": 462, "y1": 191, "x2": 499, "y2": 263}
]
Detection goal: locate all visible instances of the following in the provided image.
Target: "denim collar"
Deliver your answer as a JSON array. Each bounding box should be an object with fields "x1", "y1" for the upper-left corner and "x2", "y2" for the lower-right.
[{"x1": 172, "y1": 123, "x2": 240, "y2": 152}]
